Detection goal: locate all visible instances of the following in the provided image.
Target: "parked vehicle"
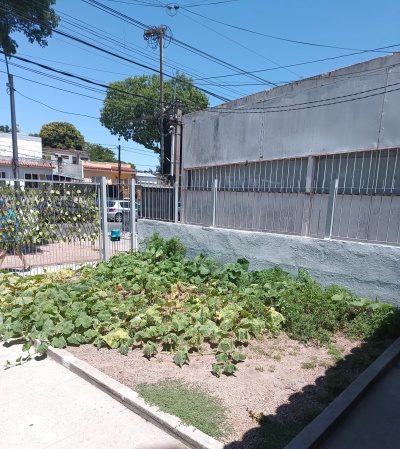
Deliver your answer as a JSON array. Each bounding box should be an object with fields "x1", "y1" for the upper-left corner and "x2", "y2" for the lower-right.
[{"x1": 107, "y1": 200, "x2": 140, "y2": 222}]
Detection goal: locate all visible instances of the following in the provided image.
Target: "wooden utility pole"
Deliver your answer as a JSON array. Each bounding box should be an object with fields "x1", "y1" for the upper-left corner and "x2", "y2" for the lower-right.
[
  {"x1": 5, "y1": 56, "x2": 19, "y2": 179},
  {"x1": 144, "y1": 26, "x2": 166, "y2": 174}
]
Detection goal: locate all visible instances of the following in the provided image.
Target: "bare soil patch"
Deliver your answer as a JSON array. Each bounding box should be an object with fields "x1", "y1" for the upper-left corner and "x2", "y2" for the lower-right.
[{"x1": 67, "y1": 333, "x2": 390, "y2": 448}]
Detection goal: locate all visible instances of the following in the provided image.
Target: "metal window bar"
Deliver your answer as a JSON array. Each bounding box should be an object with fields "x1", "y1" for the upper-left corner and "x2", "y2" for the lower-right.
[{"x1": 182, "y1": 150, "x2": 399, "y2": 245}]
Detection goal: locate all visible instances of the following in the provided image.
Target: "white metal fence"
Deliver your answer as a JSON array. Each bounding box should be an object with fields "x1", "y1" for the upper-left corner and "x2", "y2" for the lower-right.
[{"x1": 181, "y1": 148, "x2": 400, "y2": 246}]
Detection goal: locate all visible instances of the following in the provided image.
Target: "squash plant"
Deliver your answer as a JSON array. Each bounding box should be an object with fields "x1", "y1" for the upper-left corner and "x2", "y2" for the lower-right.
[{"x1": 1, "y1": 234, "x2": 399, "y2": 375}]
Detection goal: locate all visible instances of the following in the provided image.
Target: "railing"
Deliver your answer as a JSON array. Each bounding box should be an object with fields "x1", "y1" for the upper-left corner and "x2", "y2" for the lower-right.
[
  {"x1": 0, "y1": 179, "x2": 102, "y2": 274},
  {"x1": 181, "y1": 149, "x2": 400, "y2": 246}
]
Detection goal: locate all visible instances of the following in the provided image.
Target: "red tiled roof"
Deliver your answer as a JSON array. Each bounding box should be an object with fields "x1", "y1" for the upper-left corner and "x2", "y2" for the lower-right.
[
  {"x1": 82, "y1": 161, "x2": 135, "y2": 173},
  {"x1": 0, "y1": 160, "x2": 54, "y2": 169}
]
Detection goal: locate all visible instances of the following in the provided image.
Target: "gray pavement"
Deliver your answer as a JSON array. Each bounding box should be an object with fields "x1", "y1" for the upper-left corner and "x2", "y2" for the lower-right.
[
  {"x1": 0, "y1": 342, "x2": 189, "y2": 449},
  {"x1": 286, "y1": 337, "x2": 400, "y2": 449},
  {"x1": 318, "y1": 358, "x2": 400, "y2": 449}
]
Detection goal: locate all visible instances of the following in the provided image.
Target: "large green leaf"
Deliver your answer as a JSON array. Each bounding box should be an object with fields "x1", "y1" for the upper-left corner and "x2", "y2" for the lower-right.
[
  {"x1": 218, "y1": 338, "x2": 234, "y2": 353},
  {"x1": 102, "y1": 329, "x2": 130, "y2": 349},
  {"x1": 143, "y1": 341, "x2": 158, "y2": 359},
  {"x1": 173, "y1": 348, "x2": 190, "y2": 367},
  {"x1": 51, "y1": 336, "x2": 67, "y2": 348}
]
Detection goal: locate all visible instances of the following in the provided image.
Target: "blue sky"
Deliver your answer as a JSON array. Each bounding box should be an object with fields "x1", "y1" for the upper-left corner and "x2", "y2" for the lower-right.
[{"x1": 1, "y1": 0, "x2": 399, "y2": 170}]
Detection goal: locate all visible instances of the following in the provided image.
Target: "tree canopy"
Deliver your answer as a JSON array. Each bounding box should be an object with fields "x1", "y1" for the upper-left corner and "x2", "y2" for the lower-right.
[
  {"x1": 0, "y1": 125, "x2": 11, "y2": 133},
  {"x1": 85, "y1": 143, "x2": 117, "y2": 163},
  {"x1": 39, "y1": 122, "x2": 85, "y2": 150},
  {"x1": 0, "y1": 0, "x2": 59, "y2": 55},
  {"x1": 100, "y1": 73, "x2": 209, "y2": 153}
]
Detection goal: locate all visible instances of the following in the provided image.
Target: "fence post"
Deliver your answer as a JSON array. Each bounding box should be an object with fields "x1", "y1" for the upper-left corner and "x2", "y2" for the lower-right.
[
  {"x1": 130, "y1": 179, "x2": 137, "y2": 251},
  {"x1": 211, "y1": 178, "x2": 218, "y2": 227},
  {"x1": 174, "y1": 181, "x2": 179, "y2": 223},
  {"x1": 304, "y1": 156, "x2": 315, "y2": 236},
  {"x1": 100, "y1": 176, "x2": 110, "y2": 261},
  {"x1": 325, "y1": 178, "x2": 338, "y2": 239}
]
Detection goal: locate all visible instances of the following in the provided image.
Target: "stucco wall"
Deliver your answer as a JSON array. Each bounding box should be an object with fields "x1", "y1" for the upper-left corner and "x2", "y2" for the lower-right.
[
  {"x1": 137, "y1": 220, "x2": 400, "y2": 306},
  {"x1": 182, "y1": 53, "x2": 400, "y2": 168},
  {"x1": 0, "y1": 133, "x2": 42, "y2": 159}
]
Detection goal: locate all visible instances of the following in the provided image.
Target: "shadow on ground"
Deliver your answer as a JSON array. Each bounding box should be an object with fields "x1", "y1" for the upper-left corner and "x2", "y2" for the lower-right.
[{"x1": 224, "y1": 318, "x2": 399, "y2": 449}]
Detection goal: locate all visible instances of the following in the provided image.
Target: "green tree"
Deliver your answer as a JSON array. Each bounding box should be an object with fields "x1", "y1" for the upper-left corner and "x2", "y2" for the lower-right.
[
  {"x1": 0, "y1": 0, "x2": 60, "y2": 55},
  {"x1": 100, "y1": 73, "x2": 209, "y2": 153},
  {"x1": 85, "y1": 143, "x2": 117, "y2": 163},
  {"x1": 39, "y1": 122, "x2": 85, "y2": 150},
  {"x1": 0, "y1": 125, "x2": 11, "y2": 133},
  {"x1": 85, "y1": 143, "x2": 135, "y2": 169}
]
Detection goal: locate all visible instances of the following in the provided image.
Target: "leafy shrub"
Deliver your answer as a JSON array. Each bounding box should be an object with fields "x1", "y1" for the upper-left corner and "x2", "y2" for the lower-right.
[{"x1": 1, "y1": 234, "x2": 399, "y2": 374}]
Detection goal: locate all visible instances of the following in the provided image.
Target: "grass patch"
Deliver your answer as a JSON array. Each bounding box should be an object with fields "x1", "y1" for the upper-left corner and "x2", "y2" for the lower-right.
[
  {"x1": 301, "y1": 356, "x2": 319, "y2": 369},
  {"x1": 136, "y1": 379, "x2": 229, "y2": 439},
  {"x1": 327, "y1": 346, "x2": 345, "y2": 363}
]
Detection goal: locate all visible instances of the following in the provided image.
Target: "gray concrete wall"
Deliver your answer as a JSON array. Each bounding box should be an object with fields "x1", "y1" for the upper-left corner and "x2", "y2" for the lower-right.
[
  {"x1": 183, "y1": 53, "x2": 400, "y2": 168},
  {"x1": 138, "y1": 220, "x2": 400, "y2": 306}
]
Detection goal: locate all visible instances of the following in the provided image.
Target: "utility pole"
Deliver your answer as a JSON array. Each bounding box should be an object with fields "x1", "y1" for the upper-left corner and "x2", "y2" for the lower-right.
[
  {"x1": 5, "y1": 56, "x2": 19, "y2": 179},
  {"x1": 144, "y1": 26, "x2": 166, "y2": 174},
  {"x1": 174, "y1": 101, "x2": 182, "y2": 186},
  {"x1": 117, "y1": 144, "x2": 121, "y2": 199}
]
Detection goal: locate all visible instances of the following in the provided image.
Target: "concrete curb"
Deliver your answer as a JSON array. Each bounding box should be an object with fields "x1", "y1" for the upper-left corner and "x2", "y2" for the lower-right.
[
  {"x1": 284, "y1": 336, "x2": 400, "y2": 449},
  {"x1": 39, "y1": 343, "x2": 224, "y2": 449}
]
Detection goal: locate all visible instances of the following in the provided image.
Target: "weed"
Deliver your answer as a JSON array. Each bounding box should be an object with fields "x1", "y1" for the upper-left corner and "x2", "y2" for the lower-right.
[
  {"x1": 288, "y1": 346, "x2": 301, "y2": 356},
  {"x1": 318, "y1": 361, "x2": 332, "y2": 369},
  {"x1": 255, "y1": 366, "x2": 265, "y2": 372},
  {"x1": 268, "y1": 365, "x2": 276, "y2": 372},
  {"x1": 136, "y1": 379, "x2": 229, "y2": 439},
  {"x1": 251, "y1": 345, "x2": 267, "y2": 356},
  {"x1": 327, "y1": 346, "x2": 344, "y2": 363},
  {"x1": 301, "y1": 361, "x2": 317, "y2": 369}
]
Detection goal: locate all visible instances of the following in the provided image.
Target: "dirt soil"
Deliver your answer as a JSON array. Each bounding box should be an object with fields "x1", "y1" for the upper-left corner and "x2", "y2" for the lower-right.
[{"x1": 67, "y1": 333, "x2": 372, "y2": 448}]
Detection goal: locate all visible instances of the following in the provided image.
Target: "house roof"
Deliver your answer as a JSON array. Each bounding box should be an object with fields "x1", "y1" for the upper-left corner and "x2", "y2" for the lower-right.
[
  {"x1": 43, "y1": 147, "x2": 89, "y2": 156},
  {"x1": 0, "y1": 159, "x2": 54, "y2": 169},
  {"x1": 82, "y1": 160, "x2": 135, "y2": 174}
]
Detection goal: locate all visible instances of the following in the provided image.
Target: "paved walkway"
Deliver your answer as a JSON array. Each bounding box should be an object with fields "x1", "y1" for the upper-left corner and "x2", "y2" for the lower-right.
[
  {"x1": 0, "y1": 342, "x2": 189, "y2": 449},
  {"x1": 318, "y1": 358, "x2": 400, "y2": 449},
  {"x1": 286, "y1": 338, "x2": 400, "y2": 449}
]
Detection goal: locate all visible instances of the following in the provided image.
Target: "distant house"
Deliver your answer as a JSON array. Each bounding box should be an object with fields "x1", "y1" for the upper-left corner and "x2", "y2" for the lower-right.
[
  {"x1": 136, "y1": 172, "x2": 159, "y2": 185},
  {"x1": 0, "y1": 133, "x2": 53, "y2": 183},
  {"x1": 42, "y1": 147, "x2": 90, "y2": 181},
  {"x1": 82, "y1": 160, "x2": 136, "y2": 198}
]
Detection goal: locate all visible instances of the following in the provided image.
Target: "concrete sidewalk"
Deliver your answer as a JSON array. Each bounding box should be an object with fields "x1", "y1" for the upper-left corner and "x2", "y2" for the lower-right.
[
  {"x1": 318, "y1": 358, "x2": 400, "y2": 449},
  {"x1": 286, "y1": 337, "x2": 400, "y2": 449},
  {"x1": 0, "y1": 342, "x2": 189, "y2": 449}
]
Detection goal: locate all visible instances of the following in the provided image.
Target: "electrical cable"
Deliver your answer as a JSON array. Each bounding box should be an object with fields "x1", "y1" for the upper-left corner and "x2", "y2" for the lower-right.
[
  {"x1": 203, "y1": 81, "x2": 400, "y2": 114},
  {"x1": 180, "y1": 6, "x2": 398, "y2": 54},
  {"x1": 14, "y1": 90, "x2": 100, "y2": 120},
  {"x1": 178, "y1": 9, "x2": 300, "y2": 80},
  {"x1": 193, "y1": 44, "x2": 400, "y2": 81},
  {"x1": 82, "y1": 0, "x2": 277, "y2": 87},
  {"x1": 1, "y1": 1, "x2": 233, "y2": 101}
]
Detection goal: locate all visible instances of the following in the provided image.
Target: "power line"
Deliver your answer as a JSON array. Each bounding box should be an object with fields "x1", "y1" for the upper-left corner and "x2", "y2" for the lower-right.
[
  {"x1": 15, "y1": 90, "x2": 100, "y2": 120},
  {"x1": 0, "y1": 66, "x2": 106, "y2": 101},
  {"x1": 1, "y1": 51, "x2": 160, "y2": 104},
  {"x1": 83, "y1": 0, "x2": 277, "y2": 87},
  {"x1": 178, "y1": 9, "x2": 300, "y2": 80},
  {"x1": 193, "y1": 45, "x2": 400, "y2": 81},
  {"x1": 180, "y1": 6, "x2": 398, "y2": 54},
  {"x1": 1, "y1": 1, "x2": 243, "y2": 100},
  {"x1": 202, "y1": 81, "x2": 400, "y2": 114}
]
